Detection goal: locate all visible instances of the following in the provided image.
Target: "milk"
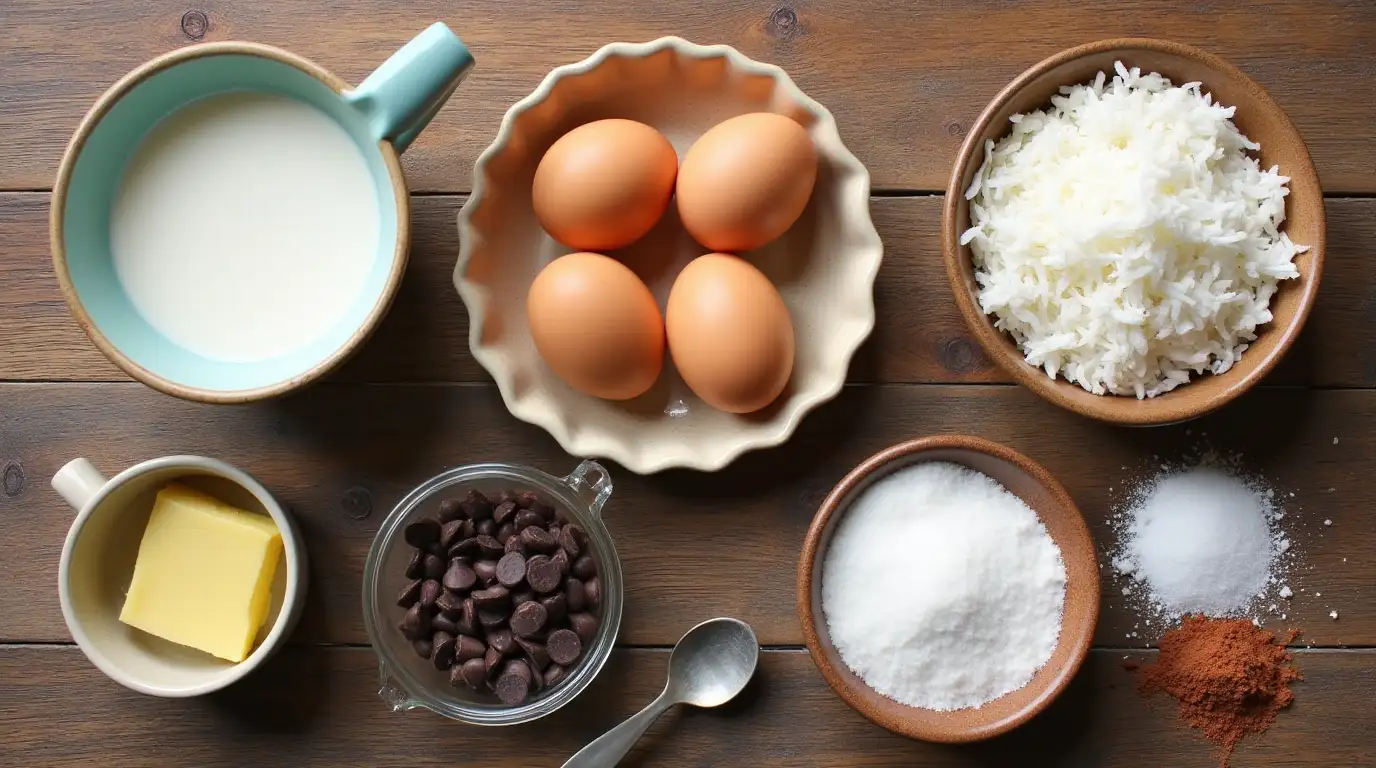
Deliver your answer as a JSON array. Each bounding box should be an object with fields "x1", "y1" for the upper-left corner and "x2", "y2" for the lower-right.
[{"x1": 111, "y1": 91, "x2": 380, "y2": 363}]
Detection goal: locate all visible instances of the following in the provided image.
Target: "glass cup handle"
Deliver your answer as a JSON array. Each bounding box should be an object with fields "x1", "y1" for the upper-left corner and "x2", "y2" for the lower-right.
[
  {"x1": 377, "y1": 662, "x2": 422, "y2": 713},
  {"x1": 561, "y1": 460, "x2": 614, "y2": 519}
]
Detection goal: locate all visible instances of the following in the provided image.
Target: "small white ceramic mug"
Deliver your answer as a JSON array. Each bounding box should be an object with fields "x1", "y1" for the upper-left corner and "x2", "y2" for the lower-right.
[{"x1": 53, "y1": 455, "x2": 307, "y2": 697}]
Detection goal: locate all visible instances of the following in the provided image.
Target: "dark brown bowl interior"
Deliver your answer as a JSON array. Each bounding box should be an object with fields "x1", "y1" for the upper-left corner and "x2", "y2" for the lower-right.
[
  {"x1": 797, "y1": 436, "x2": 1099, "y2": 743},
  {"x1": 942, "y1": 38, "x2": 1325, "y2": 426}
]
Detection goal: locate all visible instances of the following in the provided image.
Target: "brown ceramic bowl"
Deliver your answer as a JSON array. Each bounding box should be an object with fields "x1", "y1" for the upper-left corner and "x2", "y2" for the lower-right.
[
  {"x1": 797, "y1": 436, "x2": 1099, "y2": 743},
  {"x1": 942, "y1": 38, "x2": 1325, "y2": 426}
]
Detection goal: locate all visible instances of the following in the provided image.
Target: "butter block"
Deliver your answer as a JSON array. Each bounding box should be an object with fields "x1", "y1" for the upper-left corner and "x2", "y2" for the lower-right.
[{"x1": 119, "y1": 483, "x2": 283, "y2": 662}]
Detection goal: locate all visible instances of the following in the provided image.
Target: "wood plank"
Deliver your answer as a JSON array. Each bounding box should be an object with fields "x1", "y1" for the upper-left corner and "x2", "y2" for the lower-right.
[
  {"x1": 0, "y1": 645, "x2": 1369, "y2": 767},
  {"x1": 2, "y1": 383, "x2": 1369, "y2": 647},
  {"x1": 2, "y1": 2, "x2": 1375, "y2": 193},
  {"x1": 5, "y1": 193, "x2": 1375, "y2": 386}
]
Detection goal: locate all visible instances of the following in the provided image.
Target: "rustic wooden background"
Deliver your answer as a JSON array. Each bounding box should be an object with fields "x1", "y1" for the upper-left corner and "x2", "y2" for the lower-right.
[{"x1": 2, "y1": 1, "x2": 1374, "y2": 766}]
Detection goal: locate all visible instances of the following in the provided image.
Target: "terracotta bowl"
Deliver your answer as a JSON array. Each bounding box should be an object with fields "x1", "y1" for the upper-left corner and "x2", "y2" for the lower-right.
[
  {"x1": 942, "y1": 38, "x2": 1325, "y2": 426},
  {"x1": 797, "y1": 436, "x2": 1099, "y2": 743}
]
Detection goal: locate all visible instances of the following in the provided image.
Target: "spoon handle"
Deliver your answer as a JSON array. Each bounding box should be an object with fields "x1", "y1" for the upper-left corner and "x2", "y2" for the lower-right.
[{"x1": 560, "y1": 689, "x2": 676, "y2": 768}]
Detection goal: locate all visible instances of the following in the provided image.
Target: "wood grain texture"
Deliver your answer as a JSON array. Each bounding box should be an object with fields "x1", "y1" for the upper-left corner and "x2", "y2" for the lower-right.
[
  {"x1": 2, "y1": 1, "x2": 1375, "y2": 193},
  {"x1": 2, "y1": 383, "x2": 1369, "y2": 647},
  {"x1": 0, "y1": 645, "x2": 1369, "y2": 767},
  {"x1": 5, "y1": 193, "x2": 1375, "y2": 386}
]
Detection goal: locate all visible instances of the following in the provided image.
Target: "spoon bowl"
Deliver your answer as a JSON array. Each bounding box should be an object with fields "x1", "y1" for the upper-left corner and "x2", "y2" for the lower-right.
[{"x1": 667, "y1": 618, "x2": 759, "y2": 707}]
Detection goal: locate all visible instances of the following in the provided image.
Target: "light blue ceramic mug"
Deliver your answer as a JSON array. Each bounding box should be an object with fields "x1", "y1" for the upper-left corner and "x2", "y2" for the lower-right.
[{"x1": 51, "y1": 23, "x2": 473, "y2": 402}]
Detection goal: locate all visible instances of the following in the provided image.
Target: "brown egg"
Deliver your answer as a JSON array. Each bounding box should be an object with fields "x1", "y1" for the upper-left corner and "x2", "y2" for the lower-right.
[
  {"x1": 665, "y1": 253, "x2": 794, "y2": 414},
  {"x1": 532, "y1": 119, "x2": 678, "y2": 251},
  {"x1": 675, "y1": 113, "x2": 817, "y2": 253},
  {"x1": 527, "y1": 252, "x2": 664, "y2": 400}
]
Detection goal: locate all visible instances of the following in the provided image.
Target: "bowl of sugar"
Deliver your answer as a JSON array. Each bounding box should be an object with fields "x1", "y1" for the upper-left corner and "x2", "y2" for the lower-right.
[{"x1": 796, "y1": 435, "x2": 1098, "y2": 742}]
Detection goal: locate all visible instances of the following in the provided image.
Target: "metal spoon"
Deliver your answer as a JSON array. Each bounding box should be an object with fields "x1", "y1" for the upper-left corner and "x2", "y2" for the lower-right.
[{"x1": 561, "y1": 617, "x2": 759, "y2": 768}]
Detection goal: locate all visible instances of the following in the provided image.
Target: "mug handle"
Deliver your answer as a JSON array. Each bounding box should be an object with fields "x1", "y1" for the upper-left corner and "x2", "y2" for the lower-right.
[
  {"x1": 345, "y1": 21, "x2": 475, "y2": 153},
  {"x1": 52, "y1": 458, "x2": 108, "y2": 512},
  {"x1": 561, "y1": 461, "x2": 614, "y2": 519}
]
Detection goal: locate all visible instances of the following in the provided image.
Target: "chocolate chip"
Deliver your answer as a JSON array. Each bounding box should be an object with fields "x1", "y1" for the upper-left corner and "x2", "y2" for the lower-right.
[
  {"x1": 493, "y1": 500, "x2": 518, "y2": 525},
  {"x1": 449, "y1": 537, "x2": 481, "y2": 560},
  {"x1": 456, "y1": 657, "x2": 487, "y2": 690},
  {"x1": 484, "y1": 646, "x2": 503, "y2": 678},
  {"x1": 522, "y1": 526, "x2": 559, "y2": 554},
  {"x1": 514, "y1": 509, "x2": 544, "y2": 531},
  {"x1": 495, "y1": 660, "x2": 533, "y2": 705},
  {"x1": 439, "y1": 519, "x2": 466, "y2": 550},
  {"x1": 497, "y1": 522, "x2": 517, "y2": 545},
  {"x1": 400, "y1": 603, "x2": 431, "y2": 641},
  {"x1": 476, "y1": 535, "x2": 504, "y2": 558},
  {"x1": 565, "y1": 578, "x2": 586, "y2": 612},
  {"x1": 404, "y1": 518, "x2": 441, "y2": 548},
  {"x1": 511, "y1": 601, "x2": 548, "y2": 638},
  {"x1": 460, "y1": 489, "x2": 494, "y2": 520},
  {"x1": 433, "y1": 631, "x2": 457, "y2": 669},
  {"x1": 426, "y1": 542, "x2": 446, "y2": 557},
  {"x1": 443, "y1": 561, "x2": 478, "y2": 593},
  {"x1": 488, "y1": 627, "x2": 517, "y2": 656},
  {"x1": 504, "y1": 534, "x2": 527, "y2": 555},
  {"x1": 461, "y1": 519, "x2": 477, "y2": 539},
  {"x1": 472, "y1": 585, "x2": 509, "y2": 609},
  {"x1": 412, "y1": 638, "x2": 433, "y2": 659},
  {"x1": 569, "y1": 612, "x2": 599, "y2": 644},
  {"x1": 526, "y1": 556, "x2": 562, "y2": 594},
  {"x1": 541, "y1": 592, "x2": 568, "y2": 625},
  {"x1": 438, "y1": 498, "x2": 464, "y2": 523},
  {"x1": 456, "y1": 634, "x2": 486, "y2": 662},
  {"x1": 423, "y1": 553, "x2": 446, "y2": 580},
  {"x1": 397, "y1": 579, "x2": 423, "y2": 608},
  {"x1": 543, "y1": 664, "x2": 567, "y2": 688},
  {"x1": 476, "y1": 519, "x2": 497, "y2": 537},
  {"x1": 433, "y1": 613, "x2": 458, "y2": 635},
  {"x1": 457, "y1": 598, "x2": 479, "y2": 636},
  {"x1": 435, "y1": 589, "x2": 465, "y2": 615},
  {"x1": 473, "y1": 559, "x2": 499, "y2": 585},
  {"x1": 515, "y1": 636, "x2": 550, "y2": 671},
  {"x1": 547, "y1": 628, "x2": 582, "y2": 666},
  {"x1": 585, "y1": 577, "x2": 602, "y2": 611},
  {"x1": 496, "y1": 489, "x2": 517, "y2": 506},
  {"x1": 417, "y1": 579, "x2": 441, "y2": 608},
  {"x1": 516, "y1": 491, "x2": 542, "y2": 510},
  {"x1": 571, "y1": 555, "x2": 597, "y2": 580},
  {"x1": 496, "y1": 552, "x2": 527, "y2": 588},
  {"x1": 547, "y1": 523, "x2": 561, "y2": 541},
  {"x1": 479, "y1": 607, "x2": 509, "y2": 629},
  {"x1": 551, "y1": 548, "x2": 569, "y2": 577},
  {"x1": 512, "y1": 591, "x2": 536, "y2": 607},
  {"x1": 405, "y1": 550, "x2": 424, "y2": 579},
  {"x1": 559, "y1": 525, "x2": 583, "y2": 558}
]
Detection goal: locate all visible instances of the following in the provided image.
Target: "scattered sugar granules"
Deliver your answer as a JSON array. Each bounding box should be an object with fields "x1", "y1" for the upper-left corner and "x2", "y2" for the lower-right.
[{"x1": 1110, "y1": 455, "x2": 1295, "y2": 624}]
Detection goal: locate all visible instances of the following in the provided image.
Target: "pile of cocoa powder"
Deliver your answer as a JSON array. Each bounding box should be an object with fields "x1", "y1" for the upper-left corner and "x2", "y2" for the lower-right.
[{"x1": 1136, "y1": 616, "x2": 1302, "y2": 767}]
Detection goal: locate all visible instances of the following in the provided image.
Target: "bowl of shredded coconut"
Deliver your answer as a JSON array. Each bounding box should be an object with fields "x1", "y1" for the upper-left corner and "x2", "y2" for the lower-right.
[
  {"x1": 797, "y1": 436, "x2": 1099, "y2": 742},
  {"x1": 943, "y1": 39, "x2": 1324, "y2": 425}
]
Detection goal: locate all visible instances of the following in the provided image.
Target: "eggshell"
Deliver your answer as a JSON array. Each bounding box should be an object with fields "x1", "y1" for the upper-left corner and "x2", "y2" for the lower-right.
[
  {"x1": 527, "y1": 252, "x2": 665, "y2": 400},
  {"x1": 666, "y1": 253, "x2": 795, "y2": 414},
  {"x1": 532, "y1": 119, "x2": 678, "y2": 251},
  {"x1": 675, "y1": 113, "x2": 817, "y2": 253}
]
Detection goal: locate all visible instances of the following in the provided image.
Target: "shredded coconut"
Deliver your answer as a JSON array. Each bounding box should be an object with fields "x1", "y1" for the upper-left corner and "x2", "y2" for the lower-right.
[
  {"x1": 962, "y1": 62, "x2": 1305, "y2": 398},
  {"x1": 821, "y1": 462, "x2": 1066, "y2": 710}
]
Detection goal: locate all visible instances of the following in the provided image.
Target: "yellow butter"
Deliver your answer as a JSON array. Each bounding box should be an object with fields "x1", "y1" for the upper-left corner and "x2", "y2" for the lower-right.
[{"x1": 119, "y1": 483, "x2": 283, "y2": 663}]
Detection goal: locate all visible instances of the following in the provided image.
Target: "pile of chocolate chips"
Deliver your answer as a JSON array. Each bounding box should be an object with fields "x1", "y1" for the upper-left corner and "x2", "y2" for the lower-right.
[{"x1": 396, "y1": 488, "x2": 602, "y2": 706}]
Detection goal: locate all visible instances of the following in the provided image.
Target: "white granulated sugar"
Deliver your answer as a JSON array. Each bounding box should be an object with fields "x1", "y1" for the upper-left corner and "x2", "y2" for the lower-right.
[
  {"x1": 1280, "y1": 585, "x2": 1293, "y2": 599},
  {"x1": 1331, "y1": 611, "x2": 1339, "y2": 620},
  {"x1": 1112, "y1": 464, "x2": 1286, "y2": 619},
  {"x1": 821, "y1": 462, "x2": 1066, "y2": 711},
  {"x1": 961, "y1": 62, "x2": 1305, "y2": 399}
]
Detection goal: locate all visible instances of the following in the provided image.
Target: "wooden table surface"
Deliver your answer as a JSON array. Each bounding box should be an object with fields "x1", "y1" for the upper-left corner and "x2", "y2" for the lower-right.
[{"x1": 3, "y1": 2, "x2": 1374, "y2": 766}]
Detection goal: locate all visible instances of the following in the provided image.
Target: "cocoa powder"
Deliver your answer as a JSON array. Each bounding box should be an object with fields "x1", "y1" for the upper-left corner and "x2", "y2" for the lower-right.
[{"x1": 1138, "y1": 616, "x2": 1301, "y2": 767}]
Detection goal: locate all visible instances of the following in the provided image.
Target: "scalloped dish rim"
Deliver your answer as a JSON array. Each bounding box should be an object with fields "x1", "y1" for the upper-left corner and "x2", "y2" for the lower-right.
[{"x1": 453, "y1": 36, "x2": 882, "y2": 473}]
